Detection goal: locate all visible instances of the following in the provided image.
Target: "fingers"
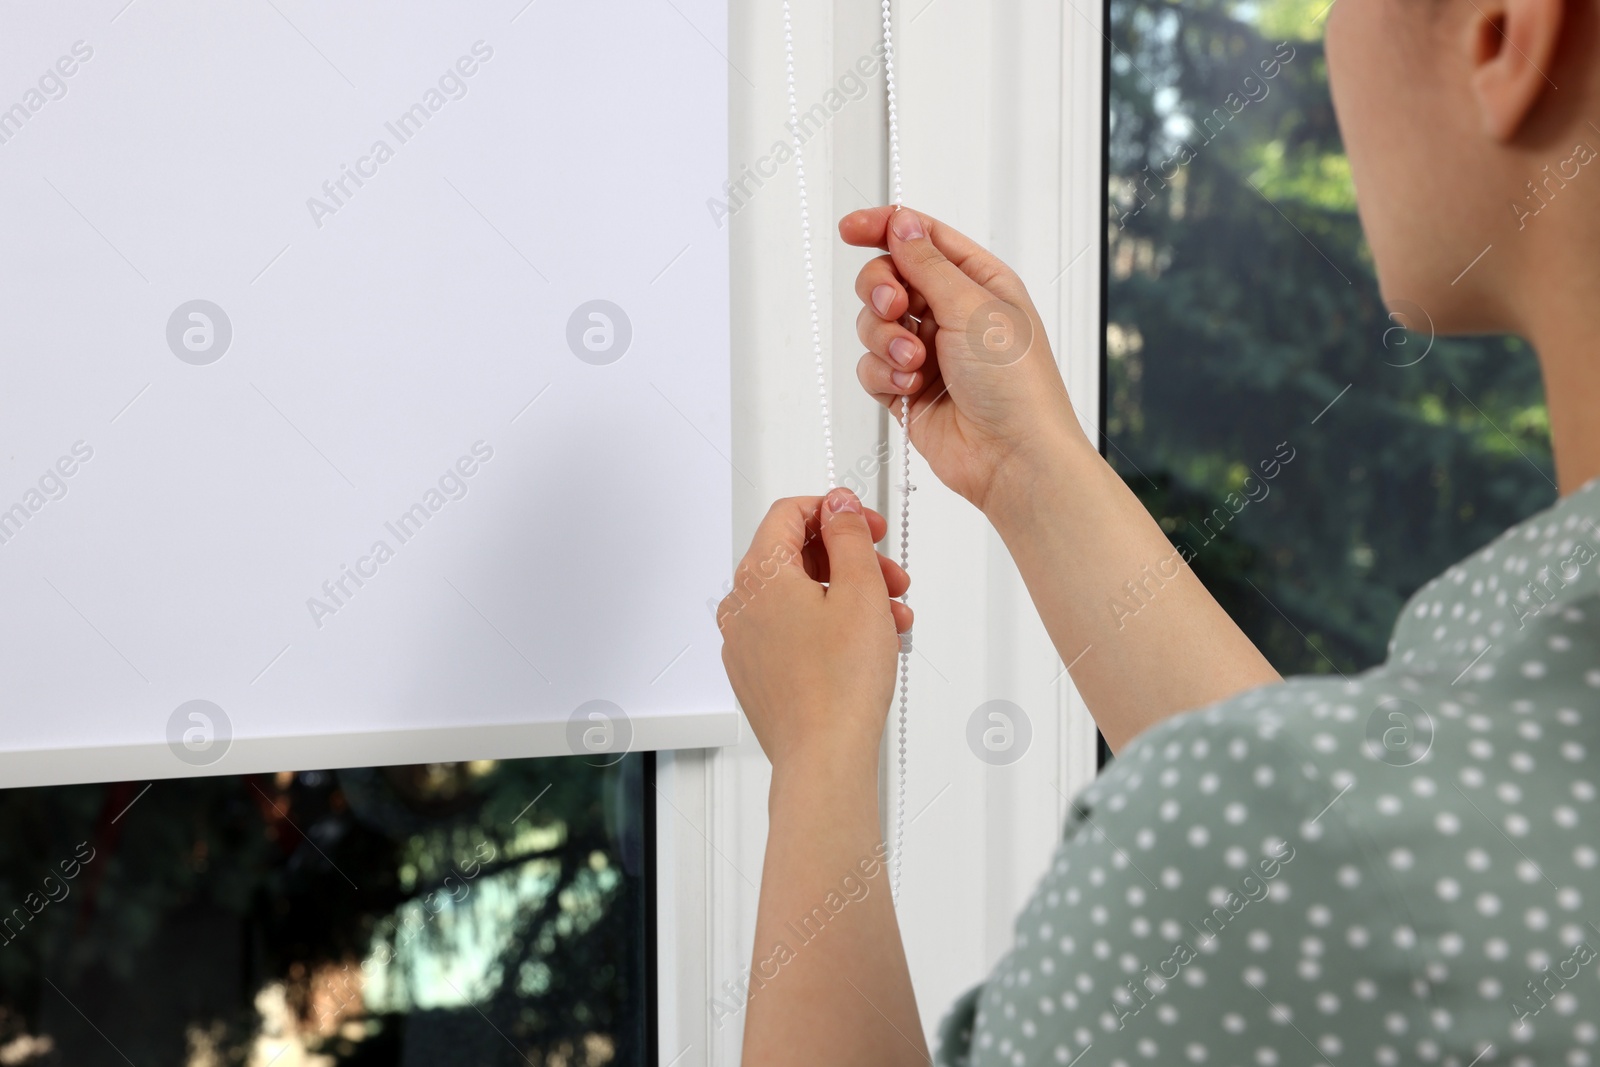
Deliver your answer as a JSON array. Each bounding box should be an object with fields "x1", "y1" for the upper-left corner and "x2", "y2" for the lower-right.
[
  {"x1": 817, "y1": 488, "x2": 890, "y2": 599},
  {"x1": 856, "y1": 254, "x2": 909, "y2": 320},
  {"x1": 741, "y1": 497, "x2": 817, "y2": 577},
  {"x1": 856, "y1": 351, "x2": 923, "y2": 404},
  {"x1": 742, "y1": 496, "x2": 904, "y2": 588},
  {"x1": 717, "y1": 571, "x2": 909, "y2": 632},
  {"x1": 879, "y1": 551, "x2": 910, "y2": 599},
  {"x1": 808, "y1": 542, "x2": 911, "y2": 594},
  {"x1": 720, "y1": 494, "x2": 913, "y2": 634},
  {"x1": 853, "y1": 255, "x2": 929, "y2": 323},
  {"x1": 856, "y1": 304, "x2": 926, "y2": 374},
  {"x1": 740, "y1": 496, "x2": 879, "y2": 586},
  {"x1": 798, "y1": 497, "x2": 889, "y2": 551},
  {"x1": 735, "y1": 495, "x2": 914, "y2": 587},
  {"x1": 840, "y1": 206, "x2": 1033, "y2": 307},
  {"x1": 747, "y1": 496, "x2": 888, "y2": 554},
  {"x1": 883, "y1": 209, "x2": 998, "y2": 329}
]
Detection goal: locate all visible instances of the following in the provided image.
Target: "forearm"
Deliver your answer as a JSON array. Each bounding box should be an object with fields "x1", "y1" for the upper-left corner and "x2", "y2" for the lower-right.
[
  {"x1": 740, "y1": 744, "x2": 927, "y2": 1067},
  {"x1": 986, "y1": 426, "x2": 1281, "y2": 752}
]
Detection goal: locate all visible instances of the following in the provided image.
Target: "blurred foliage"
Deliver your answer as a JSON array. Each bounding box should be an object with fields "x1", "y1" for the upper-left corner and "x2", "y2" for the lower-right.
[
  {"x1": 0, "y1": 755, "x2": 649, "y2": 1066},
  {"x1": 1106, "y1": 0, "x2": 1556, "y2": 674}
]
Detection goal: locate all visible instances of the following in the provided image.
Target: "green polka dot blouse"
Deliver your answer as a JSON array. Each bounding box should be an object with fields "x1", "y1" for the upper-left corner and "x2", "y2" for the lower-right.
[{"x1": 938, "y1": 478, "x2": 1600, "y2": 1067}]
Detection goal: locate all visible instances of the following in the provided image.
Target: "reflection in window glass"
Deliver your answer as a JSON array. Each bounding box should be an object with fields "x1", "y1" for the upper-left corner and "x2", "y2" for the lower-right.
[
  {"x1": 0, "y1": 755, "x2": 651, "y2": 1066},
  {"x1": 1105, "y1": 0, "x2": 1556, "y2": 675}
]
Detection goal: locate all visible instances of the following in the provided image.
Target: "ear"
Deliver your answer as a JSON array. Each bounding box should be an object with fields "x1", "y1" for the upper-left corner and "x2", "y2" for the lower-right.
[{"x1": 1466, "y1": 0, "x2": 1564, "y2": 140}]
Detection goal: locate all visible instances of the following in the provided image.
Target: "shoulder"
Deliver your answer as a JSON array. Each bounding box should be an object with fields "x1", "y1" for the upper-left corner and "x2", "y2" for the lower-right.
[{"x1": 1078, "y1": 679, "x2": 1344, "y2": 819}]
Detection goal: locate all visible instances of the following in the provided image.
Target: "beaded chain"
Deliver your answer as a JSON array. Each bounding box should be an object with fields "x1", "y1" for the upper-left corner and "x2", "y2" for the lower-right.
[
  {"x1": 782, "y1": 0, "x2": 913, "y2": 904},
  {"x1": 881, "y1": 0, "x2": 912, "y2": 907},
  {"x1": 782, "y1": 0, "x2": 834, "y2": 489}
]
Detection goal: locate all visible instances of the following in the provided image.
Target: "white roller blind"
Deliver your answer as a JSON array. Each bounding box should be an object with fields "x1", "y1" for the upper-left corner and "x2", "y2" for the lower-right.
[{"x1": 0, "y1": 0, "x2": 735, "y2": 786}]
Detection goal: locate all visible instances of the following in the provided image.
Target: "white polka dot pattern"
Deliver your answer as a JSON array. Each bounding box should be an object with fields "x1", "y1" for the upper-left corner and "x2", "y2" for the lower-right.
[{"x1": 936, "y1": 479, "x2": 1600, "y2": 1066}]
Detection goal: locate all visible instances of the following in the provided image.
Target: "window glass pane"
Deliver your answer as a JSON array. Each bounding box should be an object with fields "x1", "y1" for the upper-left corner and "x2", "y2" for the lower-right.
[
  {"x1": 0, "y1": 754, "x2": 651, "y2": 1066},
  {"x1": 1105, "y1": 0, "x2": 1556, "y2": 675}
]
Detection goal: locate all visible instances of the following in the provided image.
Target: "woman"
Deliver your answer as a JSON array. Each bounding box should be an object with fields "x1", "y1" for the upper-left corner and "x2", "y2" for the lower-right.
[{"x1": 716, "y1": 0, "x2": 1600, "y2": 1061}]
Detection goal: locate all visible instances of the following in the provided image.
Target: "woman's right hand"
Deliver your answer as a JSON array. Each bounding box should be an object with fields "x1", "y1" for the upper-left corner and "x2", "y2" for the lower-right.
[
  {"x1": 840, "y1": 206, "x2": 1087, "y2": 513},
  {"x1": 843, "y1": 207, "x2": 1282, "y2": 753}
]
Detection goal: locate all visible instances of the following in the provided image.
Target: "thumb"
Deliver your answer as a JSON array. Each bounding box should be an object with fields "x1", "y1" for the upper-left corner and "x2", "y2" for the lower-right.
[
  {"x1": 886, "y1": 208, "x2": 993, "y2": 324},
  {"x1": 819, "y1": 488, "x2": 889, "y2": 598}
]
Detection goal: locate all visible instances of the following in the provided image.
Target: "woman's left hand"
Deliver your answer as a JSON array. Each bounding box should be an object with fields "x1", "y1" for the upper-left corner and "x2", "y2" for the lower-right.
[{"x1": 717, "y1": 488, "x2": 912, "y2": 775}]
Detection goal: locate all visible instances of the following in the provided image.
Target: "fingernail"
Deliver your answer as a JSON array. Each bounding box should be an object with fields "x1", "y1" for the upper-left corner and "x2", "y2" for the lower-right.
[
  {"x1": 888, "y1": 338, "x2": 915, "y2": 367},
  {"x1": 891, "y1": 210, "x2": 924, "y2": 241},
  {"x1": 872, "y1": 284, "x2": 896, "y2": 317},
  {"x1": 891, "y1": 370, "x2": 915, "y2": 390},
  {"x1": 826, "y1": 488, "x2": 862, "y2": 515}
]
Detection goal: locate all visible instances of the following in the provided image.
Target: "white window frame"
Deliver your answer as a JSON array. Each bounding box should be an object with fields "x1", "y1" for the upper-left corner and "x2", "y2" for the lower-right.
[{"x1": 657, "y1": 0, "x2": 1105, "y2": 1060}]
